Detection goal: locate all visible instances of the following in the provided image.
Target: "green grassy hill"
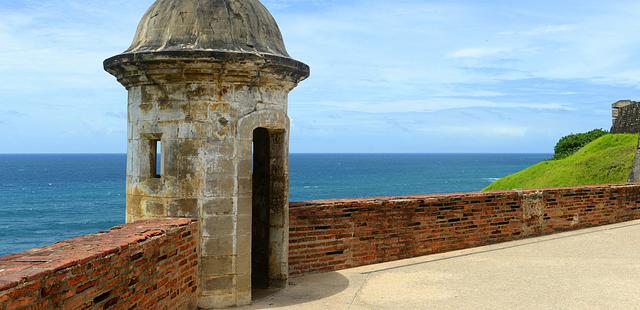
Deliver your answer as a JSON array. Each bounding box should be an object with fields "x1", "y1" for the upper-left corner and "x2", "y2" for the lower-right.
[{"x1": 483, "y1": 134, "x2": 639, "y2": 192}]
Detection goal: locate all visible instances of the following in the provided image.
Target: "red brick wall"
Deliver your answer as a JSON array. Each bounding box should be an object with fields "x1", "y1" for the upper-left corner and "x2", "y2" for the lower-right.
[
  {"x1": 288, "y1": 184, "x2": 640, "y2": 275},
  {"x1": 0, "y1": 219, "x2": 198, "y2": 310},
  {"x1": 3, "y1": 184, "x2": 640, "y2": 308}
]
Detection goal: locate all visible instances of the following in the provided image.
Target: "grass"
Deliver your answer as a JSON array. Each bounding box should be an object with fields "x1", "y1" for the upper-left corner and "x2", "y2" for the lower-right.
[{"x1": 483, "y1": 134, "x2": 639, "y2": 192}]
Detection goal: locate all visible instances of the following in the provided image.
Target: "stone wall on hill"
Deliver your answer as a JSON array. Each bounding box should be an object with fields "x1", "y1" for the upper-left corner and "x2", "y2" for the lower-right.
[{"x1": 612, "y1": 100, "x2": 640, "y2": 133}]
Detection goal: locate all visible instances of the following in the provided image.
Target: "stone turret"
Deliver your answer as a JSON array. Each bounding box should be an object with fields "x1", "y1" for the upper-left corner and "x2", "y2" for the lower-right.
[{"x1": 104, "y1": 0, "x2": 309, "y2": 308}]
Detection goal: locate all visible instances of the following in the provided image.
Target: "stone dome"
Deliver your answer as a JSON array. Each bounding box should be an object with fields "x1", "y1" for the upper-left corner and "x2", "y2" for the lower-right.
[{"x1": 124, "y1": 0, "x2": 290, "y2": 58}]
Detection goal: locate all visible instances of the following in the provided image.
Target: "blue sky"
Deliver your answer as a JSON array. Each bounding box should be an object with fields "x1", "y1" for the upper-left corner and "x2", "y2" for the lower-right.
[{"x1": 1, "y1": 0, "x2": 639, "y2": 153}]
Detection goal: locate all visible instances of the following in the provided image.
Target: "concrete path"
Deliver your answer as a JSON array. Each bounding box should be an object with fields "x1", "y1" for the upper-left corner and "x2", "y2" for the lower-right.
[{"x1": 243, "y1": 220, "x2": 640, "y2": 310}]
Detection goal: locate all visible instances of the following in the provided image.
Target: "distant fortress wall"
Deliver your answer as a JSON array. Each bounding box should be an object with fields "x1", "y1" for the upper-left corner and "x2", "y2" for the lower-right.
[
  {"x1": 612, "y1": 100, "x2": 640, "y2": 133},
  {"x1": 3, "y1": 185, "x2": 640, "y2": 308},
  {"x1": 611, "y1": 100, "x2": 640, "y2": 182}
]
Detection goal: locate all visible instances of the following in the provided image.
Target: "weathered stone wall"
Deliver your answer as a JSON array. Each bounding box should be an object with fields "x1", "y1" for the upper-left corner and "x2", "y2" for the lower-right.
[
  {"x1": 612, "y1": 100, "x2": 640, "y2": 133},
  {"x1": 611, "y1": 100, "x2": 640, "y2": 182},
  {"x1": 288, "y1": 184, "x2": 640, "y2": 275},
  {"x1": 0, "y1": 219, "x2": 197, "y2": 310}
]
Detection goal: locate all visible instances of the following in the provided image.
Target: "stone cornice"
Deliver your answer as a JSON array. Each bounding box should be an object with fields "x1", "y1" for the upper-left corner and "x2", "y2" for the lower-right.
[{"x1": 104, "y1": 51, "x2": 310, "y2": 89}]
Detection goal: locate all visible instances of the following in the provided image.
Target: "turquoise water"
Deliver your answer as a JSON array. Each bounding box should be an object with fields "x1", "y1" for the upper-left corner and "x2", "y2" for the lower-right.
[{"x1": 0, "y1": 153, "x2": 549, "y2": 256}]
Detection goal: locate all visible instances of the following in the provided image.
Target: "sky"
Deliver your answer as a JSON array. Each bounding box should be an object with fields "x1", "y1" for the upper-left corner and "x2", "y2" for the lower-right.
[{"x1": 1, "y1": 0, "x2": 640, "y2": 153}]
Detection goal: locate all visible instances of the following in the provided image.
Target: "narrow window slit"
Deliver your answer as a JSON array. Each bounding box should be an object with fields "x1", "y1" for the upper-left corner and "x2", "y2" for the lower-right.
[{"x1": 150, "y1": 139, "x2": 162, "y2": 178}]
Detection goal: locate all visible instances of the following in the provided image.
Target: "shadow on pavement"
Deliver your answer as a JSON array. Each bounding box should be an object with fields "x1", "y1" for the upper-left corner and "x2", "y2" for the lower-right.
[{"x1": 247, "y1": 272, "x2": 350, "y2": 309}]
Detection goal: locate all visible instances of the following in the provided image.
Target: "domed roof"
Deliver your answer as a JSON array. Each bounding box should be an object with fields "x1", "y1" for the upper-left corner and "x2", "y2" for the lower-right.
[{"x1": 124, "y1": 0, "x2": 290, "y2": 58}]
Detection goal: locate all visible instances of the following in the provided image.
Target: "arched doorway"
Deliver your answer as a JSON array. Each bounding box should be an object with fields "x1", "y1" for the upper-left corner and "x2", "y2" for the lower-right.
[{"x1": 251, "y1": 127, "x2": 288, "y2": 297}]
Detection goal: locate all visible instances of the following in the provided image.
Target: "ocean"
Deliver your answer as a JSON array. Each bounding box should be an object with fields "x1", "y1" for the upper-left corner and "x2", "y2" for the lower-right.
[{"x1": 0, "y1": 153, "x2": 549, "y2": 256}]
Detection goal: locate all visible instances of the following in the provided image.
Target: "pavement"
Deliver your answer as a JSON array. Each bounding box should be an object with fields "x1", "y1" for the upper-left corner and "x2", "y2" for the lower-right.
[{"x1": 242, "y1": 220, "x2": 640, "y2": 310}]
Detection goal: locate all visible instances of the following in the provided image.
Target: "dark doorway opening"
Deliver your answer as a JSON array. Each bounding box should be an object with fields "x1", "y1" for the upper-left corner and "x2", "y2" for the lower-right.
[
  {"x1": 250, "y1": 126, "x2": 288, "y2": 300},
  {"x1": 252, "y1": 128, "x2": 271, "y2": 292}
]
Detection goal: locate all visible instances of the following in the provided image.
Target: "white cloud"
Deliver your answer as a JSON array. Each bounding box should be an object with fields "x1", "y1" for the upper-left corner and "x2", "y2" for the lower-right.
[
  {"x1": 417, "y1": 125, "x2": 528, "y2": 137},
  {"x1": 0, "y1": 1, "x2": 148, "y2": 91},
  {"x1": 314, "y1": 99, "x2": 573, "y2": 114},
  {"x1": 448, "y1": 47, "x2": 511, "y2": 59},
  {"x1": 499, "y1": 24, "x2": 578, "y2": 36}
]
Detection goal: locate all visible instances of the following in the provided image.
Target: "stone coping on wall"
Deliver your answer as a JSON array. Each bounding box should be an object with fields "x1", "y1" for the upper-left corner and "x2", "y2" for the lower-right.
[
  {"x1": 0, "y1": 218, "x2": 198, "y2": 310},
  {"x1": 290, "y1": 183, "x2": 640, "y2": 206}
]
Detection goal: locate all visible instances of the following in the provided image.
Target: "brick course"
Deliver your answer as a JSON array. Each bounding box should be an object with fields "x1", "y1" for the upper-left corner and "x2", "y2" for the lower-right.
[
  {"x1": 288, "y1": 184, "x2": 640, "y2": 275},
  {"x1": 0, "y1": 219, "x2": 197, "y2": 310}
]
